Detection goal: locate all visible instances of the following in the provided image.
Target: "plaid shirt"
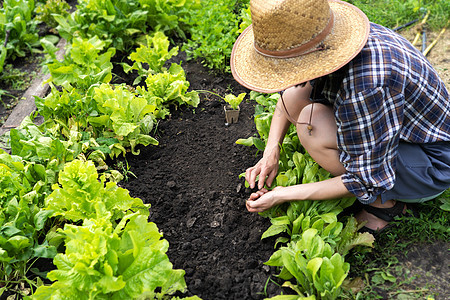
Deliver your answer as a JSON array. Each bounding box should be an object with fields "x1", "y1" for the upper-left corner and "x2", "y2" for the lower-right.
[{"x1": 313, "y1": 23, "x2": 450, "y2": 204}]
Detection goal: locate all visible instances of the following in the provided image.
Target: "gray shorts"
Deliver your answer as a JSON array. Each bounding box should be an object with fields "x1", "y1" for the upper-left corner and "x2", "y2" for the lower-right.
[{"x1": 380, "y1": 141, "x2": 450, "y2": 203}]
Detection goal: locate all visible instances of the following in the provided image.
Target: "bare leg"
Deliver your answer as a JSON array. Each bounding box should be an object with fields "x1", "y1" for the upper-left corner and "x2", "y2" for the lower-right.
[
  {"x1": 296, "y1": 103, "x2": 346, "y2": 176},
  {"x1": 294, "y1": 102, "x2": 404, "y2": 231}
]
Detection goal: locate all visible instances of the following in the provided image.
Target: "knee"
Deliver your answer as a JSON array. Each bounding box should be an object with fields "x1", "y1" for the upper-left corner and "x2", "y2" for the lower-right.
[{"x1": 296, "y1": 103, "x2": 337, "y2": 151}]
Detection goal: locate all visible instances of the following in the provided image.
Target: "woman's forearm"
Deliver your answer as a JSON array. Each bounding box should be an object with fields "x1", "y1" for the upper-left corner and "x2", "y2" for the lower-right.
[
  {"x1": 275, "y1": 176, "x2": 354, "y2": 202},
  {"x1": 264, "y1": 84, "x2": 313, "y2": 155},
  {"x1": 263, "y1": 100, "x2": 292, "y2": 155}
]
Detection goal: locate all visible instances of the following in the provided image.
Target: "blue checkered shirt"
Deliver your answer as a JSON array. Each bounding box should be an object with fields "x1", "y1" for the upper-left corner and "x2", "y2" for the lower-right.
[{"x1": 314, "y1": 23, "x2": 450, "y2": 204}]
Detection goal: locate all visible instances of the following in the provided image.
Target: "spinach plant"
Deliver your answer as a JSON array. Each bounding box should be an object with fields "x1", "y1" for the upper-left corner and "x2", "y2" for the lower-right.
[
  {"x1": 0, "y1": 151, "x2": 56, "y2": 293},
  {"x1": 0, "y1": 0, "x2": 40, "y2": 63}
]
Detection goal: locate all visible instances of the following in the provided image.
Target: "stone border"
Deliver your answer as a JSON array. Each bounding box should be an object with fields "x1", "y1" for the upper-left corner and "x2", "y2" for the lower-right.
[{"x1": 0, "y1": 38, "x2": 67, "y2": 136}]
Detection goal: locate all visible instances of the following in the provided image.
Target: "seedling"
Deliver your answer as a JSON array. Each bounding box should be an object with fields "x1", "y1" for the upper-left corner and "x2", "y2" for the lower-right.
[{"x1": 224, "y1": 92, "x2": 246, "y2": 110}]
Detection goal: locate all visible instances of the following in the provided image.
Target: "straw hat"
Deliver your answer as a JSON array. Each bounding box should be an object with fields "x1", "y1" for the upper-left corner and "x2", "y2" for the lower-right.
[{"x1": 231, "y1": 0, "x2": 370, "y2": 93}]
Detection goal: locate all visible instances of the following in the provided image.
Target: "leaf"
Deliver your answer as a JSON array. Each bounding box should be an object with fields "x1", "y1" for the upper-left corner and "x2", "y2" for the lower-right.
[
  {"x1": 261, "y1": 224, "x2": 288, "y2": 240},
  {"x1": 224, "y1": 93, "x2": 246, "y2": 110},
  {"x1": 32, "y1": 242, "x2": 57, "y2": 259},
  {"x1": 34, "y1": 209, "x2": 53, "y2": 231},
  {"x1": 7, "y1": 236, "x2": 31, "y2": 251}
]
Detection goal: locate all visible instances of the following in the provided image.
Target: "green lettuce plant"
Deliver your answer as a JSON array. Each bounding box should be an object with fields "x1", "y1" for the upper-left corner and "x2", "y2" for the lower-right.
[
  {"x1": 89, "y1": 83, "x2": 159, "y2": 156},
  {"x1": 122, "y1": 31, "x2": 179, "y2": 85},
  {"x1": 31, "y1": 214, "x2": 192, "y2": 299},
  {"x1": 32, "y1": 159, "x2": 197, "y2": 299},
  {"x1": 44, "y1": 159, "x2": 149, "y2": 223},
  {"x1": 137, "y1": 63, "x2": 199, "y2": 119},
  {"x1": 45, "y1": 36, "x2": 115, "y2": 91},
  {"x1": 0, "y1": 152, "x2": 56, "y2": 293},
  {"x1": 224, "y1": 92, "x2": 246, "y2": 110}
]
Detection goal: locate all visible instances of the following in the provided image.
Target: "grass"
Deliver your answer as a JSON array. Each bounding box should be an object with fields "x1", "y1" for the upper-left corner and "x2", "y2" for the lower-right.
[
  {"x1": 343, "y1": 194, "x2": 449, "y2": 299},
  {"x1": 345, "y1": 0, "x2": 449, "y2": 31}
]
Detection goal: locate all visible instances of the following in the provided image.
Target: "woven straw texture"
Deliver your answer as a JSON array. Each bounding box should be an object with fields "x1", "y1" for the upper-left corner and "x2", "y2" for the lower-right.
[
  {"x1": 231, "y1": 0, "x2": 369, "y2": 93},
  {"x1": 252, "y1": 0, "x2": 330, "y2": 52}
]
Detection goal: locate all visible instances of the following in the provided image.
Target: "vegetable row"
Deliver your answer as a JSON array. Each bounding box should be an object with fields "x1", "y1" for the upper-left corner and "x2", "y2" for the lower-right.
[
  {"x1": 1, "y1": 0, "x2": 214, "y2": 298},
  {"x1": 237, "y1": 92, "x2": 376, "y2": 299}
]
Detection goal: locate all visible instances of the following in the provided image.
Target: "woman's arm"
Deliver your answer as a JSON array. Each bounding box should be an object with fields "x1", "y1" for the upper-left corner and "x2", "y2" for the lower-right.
[
  {"x1": 246, "y1": 175, "x2": 353, "y2": 213},
  {"x1": 246, "y1": 84, "x2": 313, "y2": 189}
]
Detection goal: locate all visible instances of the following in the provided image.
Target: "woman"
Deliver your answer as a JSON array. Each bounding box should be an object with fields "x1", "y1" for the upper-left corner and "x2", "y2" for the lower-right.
[{"x1": 230, "y1": 0, "x2": 450, "y2": 233}]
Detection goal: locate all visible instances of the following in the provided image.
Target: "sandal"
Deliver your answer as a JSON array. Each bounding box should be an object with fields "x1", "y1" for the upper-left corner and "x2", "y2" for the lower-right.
[{"x1": 358, "y1": 200, "x2": 407, "y2": 235}]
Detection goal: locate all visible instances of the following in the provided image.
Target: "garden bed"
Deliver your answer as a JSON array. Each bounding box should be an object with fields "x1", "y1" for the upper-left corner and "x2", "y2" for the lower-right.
[
  {"x1": 120, "y1": 52, "x2": 284, "y2": 299},
  {"x1": 0, "y1": 14, "x2": 448, "y2": 299},
  {"x1": 119, "y1": 51, "x2": 449, "y2": 299}
]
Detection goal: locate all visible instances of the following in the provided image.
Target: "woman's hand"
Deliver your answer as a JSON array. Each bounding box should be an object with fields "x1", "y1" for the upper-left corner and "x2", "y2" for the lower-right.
[
  {"x1": 245, "y1": 146, "x2": 280, "y2": 190},
  {"x1": 246, "y1": 187, "x2": 283, "y2": 213}
]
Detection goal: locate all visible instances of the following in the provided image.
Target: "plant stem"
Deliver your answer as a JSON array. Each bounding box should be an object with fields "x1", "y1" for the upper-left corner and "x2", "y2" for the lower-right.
[{"x1": 196, "y1": 90, "x2": 225, "y2": 101}]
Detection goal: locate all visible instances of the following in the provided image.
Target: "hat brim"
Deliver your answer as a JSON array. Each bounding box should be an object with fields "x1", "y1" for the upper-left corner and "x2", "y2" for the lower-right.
[{"x1": 230, "y1": 0, "x2": 370, "y2": 93}]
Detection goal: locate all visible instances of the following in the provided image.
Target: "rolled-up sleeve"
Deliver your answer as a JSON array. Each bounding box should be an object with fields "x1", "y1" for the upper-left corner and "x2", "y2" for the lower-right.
[{"x1": 335, "y1": 87, "x2": 404, "y2": 204}]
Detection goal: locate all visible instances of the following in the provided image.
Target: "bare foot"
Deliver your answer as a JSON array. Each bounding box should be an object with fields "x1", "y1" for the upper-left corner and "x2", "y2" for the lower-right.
[
  {"x1": 355, "y1": 208, "x2": 389, "y2": 231},
  {"x1": 355, "y1": 199, "x2": 406, "y2": 231}
]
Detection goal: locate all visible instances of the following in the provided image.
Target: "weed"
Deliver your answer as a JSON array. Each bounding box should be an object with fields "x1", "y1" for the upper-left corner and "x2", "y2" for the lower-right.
[{"x1": 115, "y1": 159, "x2": 137, "y2": 182}]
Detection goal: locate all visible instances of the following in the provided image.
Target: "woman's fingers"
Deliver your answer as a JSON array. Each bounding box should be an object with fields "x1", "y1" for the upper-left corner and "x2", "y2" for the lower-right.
[
  {"x1": 245, "y1": 165, "x2": 260, "y2": 189},
  {"x1": 246, "y1": 189, "x2": 270, "y2": 212},
  {"x1": 265, "y1": 169, "x2": 278, "y2": 188}
]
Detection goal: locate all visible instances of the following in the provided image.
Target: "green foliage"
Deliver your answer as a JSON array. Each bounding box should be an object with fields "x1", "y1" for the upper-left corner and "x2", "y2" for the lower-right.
[
  {"x1": 0, "y1": 0, "x2": 40, "y2": 62},
  {"x1": 53, "y1": 0, "x2": 199, "y2": 51},
  {"x1": 238, "y1": 3, "x2": 252, "y2": 34},
  {"x1": 45, "y1": 36, "x2": 115, "y2": 91},
  {"x1": 0, "y1": 151, "x2": 56, "y2": 288},
  {"x1": 224, "y1": 92, "x2": 246, "y2": 110},
  {"x1": 44, "y1": 160, "x2": 149, "y2": 223},
  {"x1": 32, "y1": 215, "x2": 187, "y2": 299},
  {"x1": 36, "y1": 0, "x2": 71, "y2": 29},
  {"x1": 344, "y1": 0, "x2": 449, "y2": 30},
  {"x1": 53, "y1": 0, "x2": 147, "y2": 51},
  {"x1": 89, "y1": 83, "x2": 159, "y2": 155},
  {"x1": 137, "y1": 63, "x2": 199, "y2": 119},
  {"x1": 183, "y1": 0, "x2": 248, "y2": 73},
  {"x1": 122, "y1": 32, "x2": 179, "y2": 85},
  {"x1": 9, "y1": 115, "x2": 78, "y2": 173},
  {"x1": 31, "y1": 160, "x2": 189, "y2": 299},
  {"x1": 34, "y1": 83, "x2": 159, "y2": 161},
  {"x1": 139, "y1": 0, "x2": 201, "y2": 39}
]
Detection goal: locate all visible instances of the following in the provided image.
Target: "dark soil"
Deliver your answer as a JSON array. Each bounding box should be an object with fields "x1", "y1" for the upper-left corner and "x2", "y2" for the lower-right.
[{"x1": 120, "y1": 53, "x2": 285, "y2": 299}]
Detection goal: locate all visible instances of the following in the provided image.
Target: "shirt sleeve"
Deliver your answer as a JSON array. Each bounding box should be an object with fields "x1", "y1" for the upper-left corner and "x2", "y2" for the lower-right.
[{"x1": 335, "y1": 87, "x2": 404, "y2": 204}]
